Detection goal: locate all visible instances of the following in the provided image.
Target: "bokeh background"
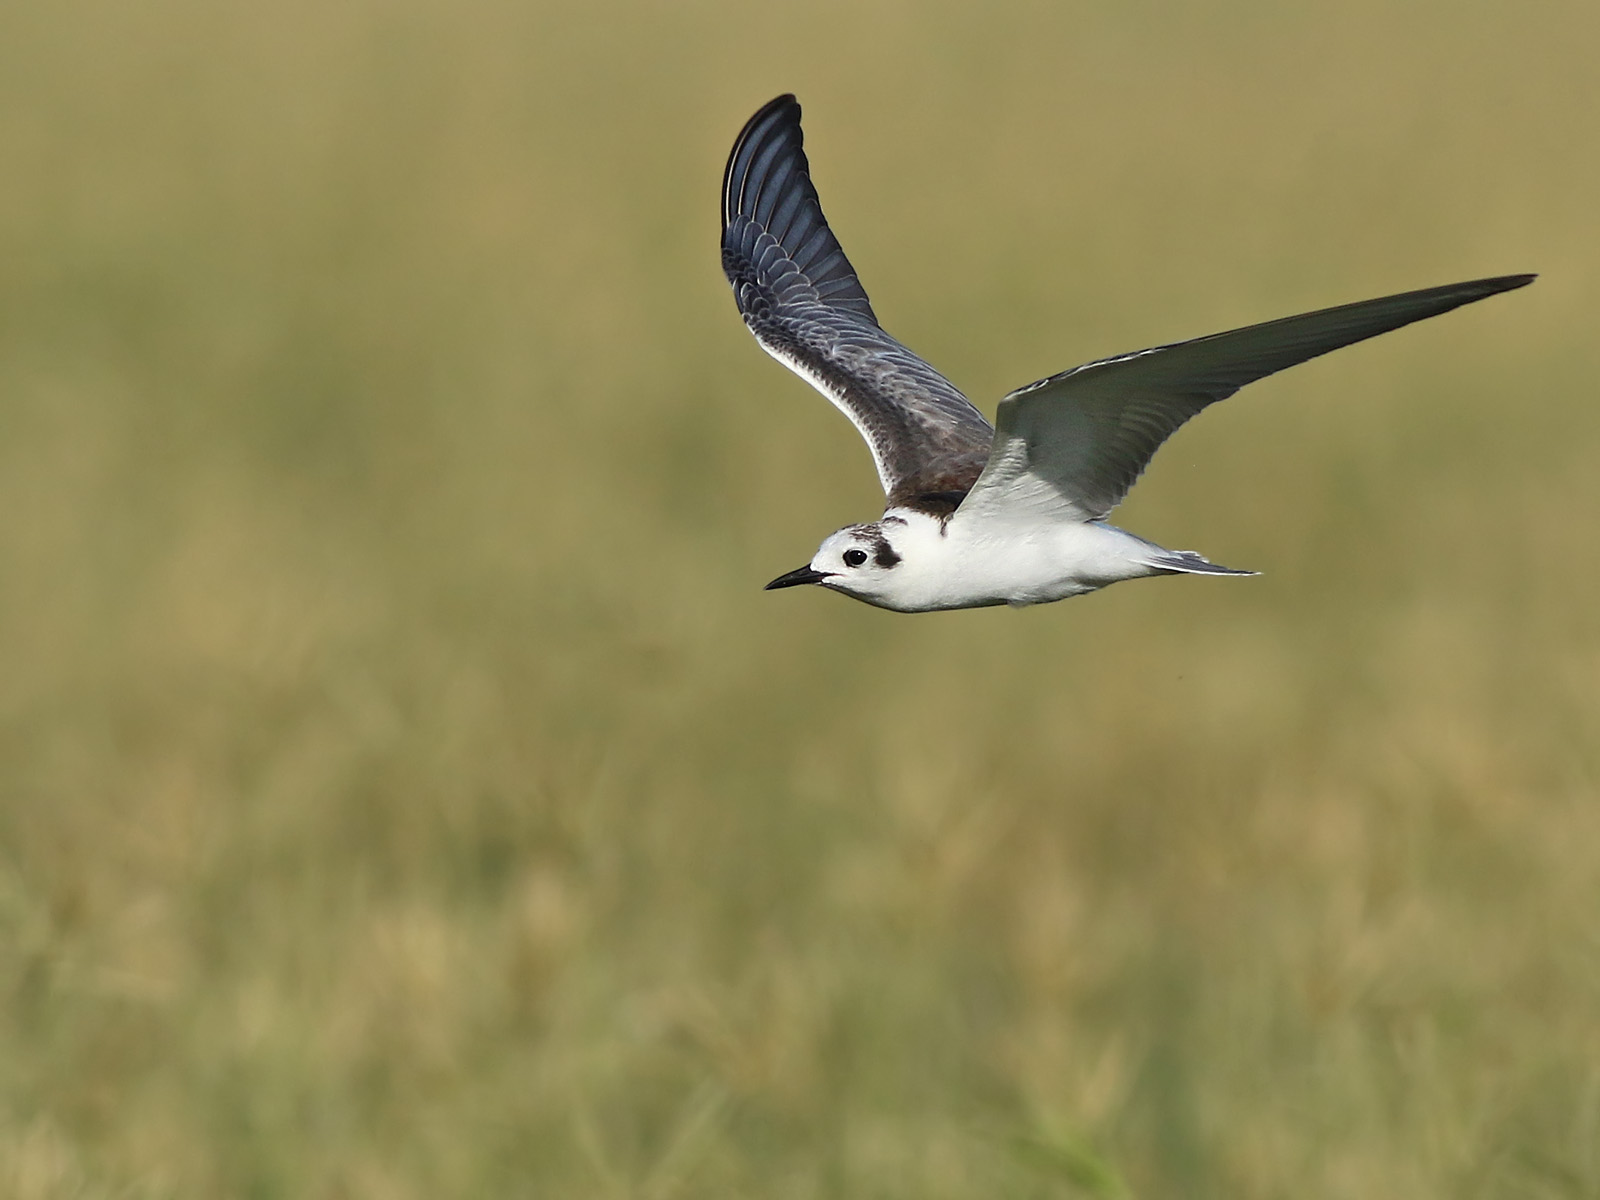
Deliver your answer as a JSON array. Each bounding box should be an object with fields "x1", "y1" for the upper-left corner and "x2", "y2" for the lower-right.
[{"x1": 2, "y1": 1, "x2": 1597, "y2": 1196}]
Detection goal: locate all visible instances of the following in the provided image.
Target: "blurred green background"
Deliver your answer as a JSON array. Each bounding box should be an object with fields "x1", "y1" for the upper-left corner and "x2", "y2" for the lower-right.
[{"x1": 1, "y1": 1, "x2": 1597, "y2": 1196}]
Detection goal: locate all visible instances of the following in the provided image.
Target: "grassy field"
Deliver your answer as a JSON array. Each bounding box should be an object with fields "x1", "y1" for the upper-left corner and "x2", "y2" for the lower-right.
[{"x1": 1, "y1": 1, "x2": 1598, "y2": 1196}]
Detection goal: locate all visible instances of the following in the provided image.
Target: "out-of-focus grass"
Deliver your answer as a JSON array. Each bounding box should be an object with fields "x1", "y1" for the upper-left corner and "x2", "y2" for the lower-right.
[{"x1": 1, "y1": 1, "x2": 1597, "y2": 1196}]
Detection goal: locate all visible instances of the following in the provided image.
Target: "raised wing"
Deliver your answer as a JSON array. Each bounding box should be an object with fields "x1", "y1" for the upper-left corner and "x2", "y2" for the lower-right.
[
  {"x1": 722, "y1": 95, "x2": 995, "y2": 514},
  {"x1": 960, "y1": 274, "x2": 1535, "y2": 524}
]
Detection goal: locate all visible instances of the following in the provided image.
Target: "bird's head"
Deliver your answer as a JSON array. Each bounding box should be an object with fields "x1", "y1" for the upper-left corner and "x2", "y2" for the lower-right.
[{"x1": 765, "y1": 518, "x2": 912, "y2": 609}]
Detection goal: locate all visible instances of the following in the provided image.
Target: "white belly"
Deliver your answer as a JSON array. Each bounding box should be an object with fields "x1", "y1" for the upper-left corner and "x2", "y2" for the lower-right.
[{"x1": 890, "y1": 516, "x2": 1163, "y2": 612}]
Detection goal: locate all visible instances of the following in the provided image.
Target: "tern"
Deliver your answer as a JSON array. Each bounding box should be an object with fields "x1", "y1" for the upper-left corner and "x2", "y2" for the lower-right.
[{"x1": 723, "y1": 94, "x2": 1532, "y2": 612}]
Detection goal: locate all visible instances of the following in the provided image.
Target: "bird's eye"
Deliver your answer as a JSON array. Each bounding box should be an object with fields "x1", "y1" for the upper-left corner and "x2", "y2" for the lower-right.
[{"x1": 843, "y1": 549, "x2": 868, "y2": 567}]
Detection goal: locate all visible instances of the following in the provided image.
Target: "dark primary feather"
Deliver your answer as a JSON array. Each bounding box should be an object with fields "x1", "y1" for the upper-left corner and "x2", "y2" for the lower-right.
[
  {"x1": 721, "y1": 95, "x2": 995, "y2": 512},
  {"x1": 971, "y1": 274, "x2": 1536, "y2": 522}
]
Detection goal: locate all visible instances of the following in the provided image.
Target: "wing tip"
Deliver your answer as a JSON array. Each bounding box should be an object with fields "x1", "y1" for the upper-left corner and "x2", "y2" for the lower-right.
[
  {"x1": 722, "y1": 94, "x2": 803, "y2": 230},
  {"x1": 720, "y1": 93, "x2": 881, "y2": 327},
  {"x1": 1473, "y1": 272, "x2": 1537, "y2": 295}
]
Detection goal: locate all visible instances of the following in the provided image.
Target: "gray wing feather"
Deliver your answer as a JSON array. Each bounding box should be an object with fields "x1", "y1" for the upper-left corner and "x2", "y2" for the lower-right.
[
  {"x1": 722, "y1": 95, "x2": 994, "y2": 511},
  {"x1": 962, "y1": 274, "x2": 1535, "y2": 523}
]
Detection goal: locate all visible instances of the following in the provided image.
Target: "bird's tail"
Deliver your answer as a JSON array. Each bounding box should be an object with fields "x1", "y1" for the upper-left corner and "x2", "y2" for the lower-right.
[{"x1": 1142, "y1": 548, "x2": 1257, "y2": 577}]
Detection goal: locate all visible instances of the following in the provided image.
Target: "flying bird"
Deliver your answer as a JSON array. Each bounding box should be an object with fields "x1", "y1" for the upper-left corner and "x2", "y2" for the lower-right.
[{"x1": 722, "y1": 94, "x2": 1532, "y2": 612}]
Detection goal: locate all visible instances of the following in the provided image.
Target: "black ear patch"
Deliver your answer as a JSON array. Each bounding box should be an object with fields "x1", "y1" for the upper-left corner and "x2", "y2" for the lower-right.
[{"x1": 872, "y1": 537, "x2": 901, "y2": 568}]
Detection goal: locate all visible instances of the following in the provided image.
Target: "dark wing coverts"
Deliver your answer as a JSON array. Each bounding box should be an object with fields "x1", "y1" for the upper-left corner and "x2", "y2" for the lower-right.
[{"x1": 722, "y1": 95, "x2": 994, "y2": 512}]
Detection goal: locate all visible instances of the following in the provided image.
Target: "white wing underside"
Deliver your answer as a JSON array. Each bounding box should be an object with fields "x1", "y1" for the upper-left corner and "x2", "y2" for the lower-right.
[{"x1": 759, "y1": 340, "x2": 895, "y2": 494}]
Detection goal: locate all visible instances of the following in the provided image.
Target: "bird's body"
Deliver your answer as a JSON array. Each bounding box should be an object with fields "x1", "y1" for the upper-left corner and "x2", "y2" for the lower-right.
[
  {"x1": 774, "y1": 511, "x2": 1237, "y2": 612},
  {"x1": 722, "y1": 95, "x2": 1532, "y2": 613}
]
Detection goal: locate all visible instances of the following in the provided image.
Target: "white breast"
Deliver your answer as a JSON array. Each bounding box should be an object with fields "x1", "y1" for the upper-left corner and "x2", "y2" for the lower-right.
[{"x1": 878, "y1": 509, "x2": 1163, "y2": 611}]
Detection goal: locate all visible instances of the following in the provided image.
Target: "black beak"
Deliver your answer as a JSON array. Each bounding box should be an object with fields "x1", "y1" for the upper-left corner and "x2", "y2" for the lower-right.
[{"x1": 765, "y1": 565, "x2": 832, "y2": 590}]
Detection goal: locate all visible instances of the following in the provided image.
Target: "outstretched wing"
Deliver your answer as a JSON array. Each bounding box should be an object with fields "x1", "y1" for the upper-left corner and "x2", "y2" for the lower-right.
[
  {"x1": 959, "y1": 274, "x2": 1535, "y2": 524},
  {"x1": 722, "y1": 95, "x2": 995, "y2": 513}
]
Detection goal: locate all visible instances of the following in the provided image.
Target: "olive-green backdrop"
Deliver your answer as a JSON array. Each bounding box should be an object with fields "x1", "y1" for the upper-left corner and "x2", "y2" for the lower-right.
[{"x1": 1, "y1": 1, "x2": 1595, "y2": 1196}]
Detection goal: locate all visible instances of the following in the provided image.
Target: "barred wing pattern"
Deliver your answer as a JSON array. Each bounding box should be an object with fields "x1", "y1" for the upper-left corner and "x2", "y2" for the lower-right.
[
  {"x1": 960, "y1": 275, "x2": 1535, "y2": 524},
  {"x1": 722, "y1": 95, "x2": 995, "y2": 513}
]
